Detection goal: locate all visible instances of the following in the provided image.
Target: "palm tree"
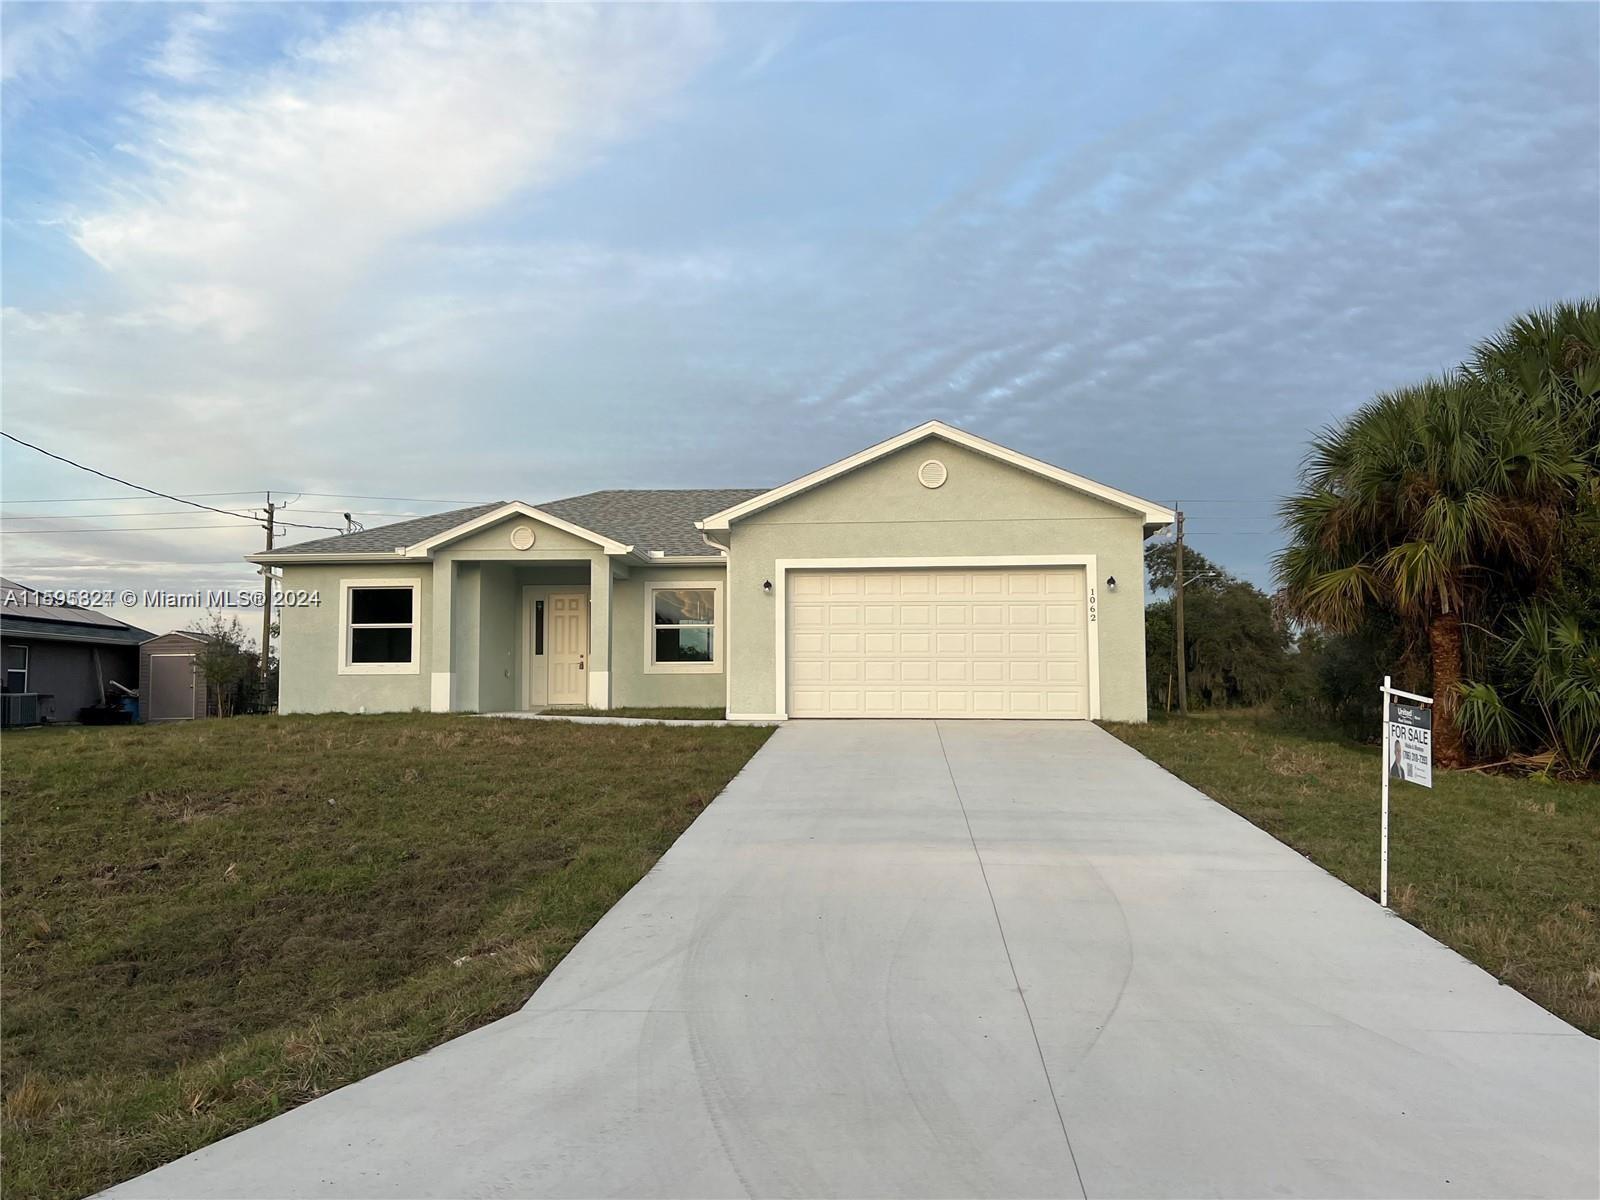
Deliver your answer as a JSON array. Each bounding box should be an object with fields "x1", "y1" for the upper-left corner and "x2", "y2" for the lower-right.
[{"x1": 1275, "y1": 374, "x2": 1584, "y2": 767}]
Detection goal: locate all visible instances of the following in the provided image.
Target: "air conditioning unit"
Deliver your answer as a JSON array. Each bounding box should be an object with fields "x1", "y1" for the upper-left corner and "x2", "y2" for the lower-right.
[{"x1": 1, "y1": 693, "x2": 42, "y2": 727}]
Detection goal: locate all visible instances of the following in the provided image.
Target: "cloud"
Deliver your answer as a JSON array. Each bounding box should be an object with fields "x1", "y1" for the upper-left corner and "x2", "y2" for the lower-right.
[
  {"x1": 142, "y1": 7, "x2": 227, "y2": 84},
  {"x1": 71, "y1": 3, "x2": 719, "y2": 336},
  {"x1": 3, "y1": 1, "x2": 1594, "y2": 611}
]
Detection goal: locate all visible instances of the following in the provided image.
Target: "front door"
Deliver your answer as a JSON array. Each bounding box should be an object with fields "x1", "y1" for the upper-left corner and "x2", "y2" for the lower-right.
[{"x1": 547, "y1": 593, "x2": 588, "y2": 705}]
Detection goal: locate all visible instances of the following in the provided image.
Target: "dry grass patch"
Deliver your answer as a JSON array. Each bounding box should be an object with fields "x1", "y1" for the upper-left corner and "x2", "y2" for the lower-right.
[
  {"x1": 2, "y1": 713, "x2": 770, "y2": 1200},
  {"x1": 1104, "y1": 709, "x2": 1599, "y2": 1037}
]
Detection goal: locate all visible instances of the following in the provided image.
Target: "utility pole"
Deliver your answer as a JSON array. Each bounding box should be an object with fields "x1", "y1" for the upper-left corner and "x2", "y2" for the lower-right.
[
  {"x1": 1173, "y1": 509, "x2": 1187, "y2": 715},
  {"x1": 260, "y1": 493, "x2": 275, "y2": 705}
]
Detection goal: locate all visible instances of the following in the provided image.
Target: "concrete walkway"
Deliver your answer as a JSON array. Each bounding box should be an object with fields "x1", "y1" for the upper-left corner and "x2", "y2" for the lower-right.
[{"x1": 108, "y1": 721, "x2": 1598, "y2": 1199}]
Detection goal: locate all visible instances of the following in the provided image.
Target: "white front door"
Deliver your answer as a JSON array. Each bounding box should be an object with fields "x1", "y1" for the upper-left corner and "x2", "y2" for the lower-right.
[
  {"x1": 547, "y1": 593, "x2": 588, "y2": 705},
  {"x1": 786, "y1": 567, "x2": 1090, "y2": 718}
]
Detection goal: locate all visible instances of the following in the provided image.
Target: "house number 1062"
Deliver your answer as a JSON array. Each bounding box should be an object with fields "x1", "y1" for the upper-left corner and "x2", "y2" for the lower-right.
[{"x1": 1088, "y1": 587, "x2": 1097, "y2": 622}]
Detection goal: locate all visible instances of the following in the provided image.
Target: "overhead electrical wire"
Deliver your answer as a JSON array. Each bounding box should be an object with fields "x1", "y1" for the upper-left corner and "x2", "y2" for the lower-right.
[{"x1": 0, "y1": 431, "x2": 342, "y2": 532}]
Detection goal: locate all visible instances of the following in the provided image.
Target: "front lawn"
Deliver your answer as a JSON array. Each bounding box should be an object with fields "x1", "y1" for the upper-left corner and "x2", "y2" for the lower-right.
[
  {"x1": 1, "y1": 714, "x2": 771, "y2": 1200},
  {"x1": 1104, "y1": 709, "x2": 1599, "y2": 1036}
]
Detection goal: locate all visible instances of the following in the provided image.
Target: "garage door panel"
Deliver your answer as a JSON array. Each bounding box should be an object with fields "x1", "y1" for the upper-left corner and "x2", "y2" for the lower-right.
[
  {"x1": 1009, "y1": 632, "x2": 1042, "y2": 655},
  {"x1": 792, "y1": 604, "x2": 826, "y2": 627},
  {"x1": 788, "y1": 567, "x2": 1090, "y2": 719}
]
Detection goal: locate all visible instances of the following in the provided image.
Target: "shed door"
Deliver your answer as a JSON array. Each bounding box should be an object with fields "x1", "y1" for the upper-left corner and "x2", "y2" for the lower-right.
[
  {"x1": 149, "y1": 654, "x2": 197, "y2": 720},
  {"x1": 786, "y1": 568, "x2": 1089, "y2": 719}
]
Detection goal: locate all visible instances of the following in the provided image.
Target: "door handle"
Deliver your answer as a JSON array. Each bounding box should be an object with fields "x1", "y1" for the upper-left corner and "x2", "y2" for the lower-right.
[{"x1": 578, "y1": 655, "x2": 585, "y2": 670}]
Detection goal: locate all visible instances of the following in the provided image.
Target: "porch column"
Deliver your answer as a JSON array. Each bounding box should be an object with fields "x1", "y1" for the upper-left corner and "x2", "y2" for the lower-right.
[
  {"x1": 430, "y1": 559, "x2": 453, "y2": 712},
  {"x1": 587, "y1": 556, "x2": 612, "y2": 709}
]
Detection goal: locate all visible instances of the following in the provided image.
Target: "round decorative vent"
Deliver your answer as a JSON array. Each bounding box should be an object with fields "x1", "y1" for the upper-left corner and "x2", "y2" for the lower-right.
[
  {"x1": 918, "y1": 459, "x2": 948, "y2": 489},
  {"x1": 510, "y1": 524, "x2": 537, "y2": 551}
]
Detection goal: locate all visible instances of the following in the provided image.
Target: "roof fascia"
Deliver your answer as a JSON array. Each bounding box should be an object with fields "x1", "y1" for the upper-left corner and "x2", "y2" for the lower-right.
[{"x1": 696, "y1": 420, "x2": 1175, "y2": 529}]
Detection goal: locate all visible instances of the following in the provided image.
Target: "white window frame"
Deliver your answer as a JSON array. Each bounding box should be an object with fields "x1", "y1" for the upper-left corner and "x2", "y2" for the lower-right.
[
  {"x1": 4, "y1": 644, "x2": 28, "y2": 692},
  {"x1": 339, "y1": 578, "x2": 422, "y2": 675},
  {"x1": 644, "y1": 580, "x2": 721, "y2": 675}
]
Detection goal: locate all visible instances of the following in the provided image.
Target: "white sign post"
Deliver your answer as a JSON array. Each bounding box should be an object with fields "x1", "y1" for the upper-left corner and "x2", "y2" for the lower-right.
[{"x1": 1379, "y1": 674, "x2": 1434, "y2": 908}]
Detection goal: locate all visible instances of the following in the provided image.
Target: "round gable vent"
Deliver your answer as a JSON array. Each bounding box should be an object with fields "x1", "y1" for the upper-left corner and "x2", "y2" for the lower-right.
[
  {"x1": 918, "y1": 459, "x2": 948, "y2": 489},
  {"x1": 510, "y1": 524, "x2": 537, "y2": 550}
]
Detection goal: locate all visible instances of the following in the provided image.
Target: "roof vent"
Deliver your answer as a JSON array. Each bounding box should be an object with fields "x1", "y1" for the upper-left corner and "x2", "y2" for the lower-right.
[
  {"x1": 510, "y1": 525, "x2": 537, "y2": 551},
  {"x1": 918, "y1": 459, "x2": 948, "y2": 489}
]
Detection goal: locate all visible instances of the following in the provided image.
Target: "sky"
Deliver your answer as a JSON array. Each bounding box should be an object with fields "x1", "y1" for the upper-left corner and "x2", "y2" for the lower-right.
[{"x1": 2, "y1": 1, "x2": 1597, "y2": 637}]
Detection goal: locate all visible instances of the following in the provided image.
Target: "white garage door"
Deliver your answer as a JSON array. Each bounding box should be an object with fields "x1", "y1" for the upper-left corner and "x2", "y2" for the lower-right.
[{"x1": 786, "y1": 567, "x2": 1090, "y2": 719}]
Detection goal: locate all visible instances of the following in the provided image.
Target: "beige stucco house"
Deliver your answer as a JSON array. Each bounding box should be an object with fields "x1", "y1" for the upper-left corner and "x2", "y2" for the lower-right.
[{"x1": 253, "y1": 422, "x2": 1173, "y2": 722}]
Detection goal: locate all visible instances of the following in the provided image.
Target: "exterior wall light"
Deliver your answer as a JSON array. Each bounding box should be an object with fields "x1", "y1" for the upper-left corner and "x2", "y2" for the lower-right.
[
  {"x1": 762, "y1": 580, "x2": 773, "y2": 594},
  {"x1": 1106, "y1": 576, "x2": 1118, "y2": 592}
]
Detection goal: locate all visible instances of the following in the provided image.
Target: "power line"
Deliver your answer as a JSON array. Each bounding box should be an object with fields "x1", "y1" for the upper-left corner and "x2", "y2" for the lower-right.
[
  {"x1": 0, "y1": 432, "x2": 341, "y2": 532},
  {"x1": 2, "y1": 507, "x2": 426, "y2": 521},
  {"x1": 1, "y1": 491, "x2": 488, "y2": 507},
  {"x1": 0, "y1": 491, "x2": 266, "y2": 504},
  {"x1": 1, "y1": 523, "x2": 274, "y2": 534}
]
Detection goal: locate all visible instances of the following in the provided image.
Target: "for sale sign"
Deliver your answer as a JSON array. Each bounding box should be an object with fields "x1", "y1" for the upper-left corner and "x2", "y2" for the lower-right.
[{"x1": 1387, "y1": 702, "x2": 1433, "y2": 789}]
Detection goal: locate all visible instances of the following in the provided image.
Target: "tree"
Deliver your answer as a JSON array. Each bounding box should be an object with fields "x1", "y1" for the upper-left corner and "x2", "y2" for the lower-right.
[
  {"x1": 1275, "y1": 315, "x2": 1593, "y2": 767},
  {"x1": 188, "y1": 613, "x2": 260, "y2": 718},
  {"x1": 1145, "y1": 542, "x2": 1291, "y2": 710}
]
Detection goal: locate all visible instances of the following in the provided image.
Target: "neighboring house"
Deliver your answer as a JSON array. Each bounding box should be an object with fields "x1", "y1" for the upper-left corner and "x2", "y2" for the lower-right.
[
  {"x1": 0, "y1": 578, "x2": 153, "y2": 723},
  {"x1": 253, "y1": 422, "x2": 1173, "y2": 722}
]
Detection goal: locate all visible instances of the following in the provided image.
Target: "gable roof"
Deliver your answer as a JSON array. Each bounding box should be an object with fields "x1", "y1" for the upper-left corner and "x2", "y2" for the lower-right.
[
  {"x1": 538, "y1": 490, "x2": 765, "y2": 556},
  {"x1": 263, "y1": 503, "x2": 507, "y2": 557},
  {"x1": 697, "y1": 420, "x2": 1175, "y2": 531},
  {"x1": 402, "y1": 501, "x2": 634, "y2": 557},
  {"x1": 258, "y1": 491, "x2": 762, "y2": 562}
]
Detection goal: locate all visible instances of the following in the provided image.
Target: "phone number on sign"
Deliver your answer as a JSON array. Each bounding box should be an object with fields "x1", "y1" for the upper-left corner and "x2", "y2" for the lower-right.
[{"x1": 2, "y1": 588, "x2": 323, "y2": 609}]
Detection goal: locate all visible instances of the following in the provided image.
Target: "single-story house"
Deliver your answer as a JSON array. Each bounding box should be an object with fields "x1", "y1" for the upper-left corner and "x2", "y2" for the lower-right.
[
  {"x1": 252, "y1": 422, "x2": 1173, "y2": 722},
  {"x1": 0, "y1": 578, "x2": 153, "y2": 723}
]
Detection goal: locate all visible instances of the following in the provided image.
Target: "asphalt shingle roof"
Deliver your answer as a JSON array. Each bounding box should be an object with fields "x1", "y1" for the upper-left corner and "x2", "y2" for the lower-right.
[
  {"x1": 266, "y1": 490, "x2": 767, "y2": 559},
  {"x1": 537, "y1": 489, "x2": 766, "y2": 556},
  {"x1": 269, "y1": 503, "x2": 507, "y2": 556}
]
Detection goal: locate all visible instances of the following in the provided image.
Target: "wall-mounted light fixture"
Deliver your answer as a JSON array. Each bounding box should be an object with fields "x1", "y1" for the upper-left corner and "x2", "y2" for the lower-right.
[
  {"x1": 762, "y1": 579, "x2": 773, "y2": 594},
  {"x1": 1106, "y1": 576, "x2": 1118, "y2": 592}
]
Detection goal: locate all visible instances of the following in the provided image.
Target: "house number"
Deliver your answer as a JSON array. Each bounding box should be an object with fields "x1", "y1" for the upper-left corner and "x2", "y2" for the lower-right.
[{"x1": 1088, "y1": 587, "x2": 1097, "y2": 622}]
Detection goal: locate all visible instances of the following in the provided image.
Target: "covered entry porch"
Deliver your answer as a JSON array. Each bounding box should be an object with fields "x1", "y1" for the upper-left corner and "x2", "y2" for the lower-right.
[{"x1": 437, "y1": 557, "x2": 618, "y2": 714}]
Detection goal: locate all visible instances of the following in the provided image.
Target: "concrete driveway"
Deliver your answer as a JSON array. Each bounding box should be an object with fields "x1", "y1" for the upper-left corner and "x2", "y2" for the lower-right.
[{"x1": 109, "y1": 721, "x2": 1597, "y2": 1199}]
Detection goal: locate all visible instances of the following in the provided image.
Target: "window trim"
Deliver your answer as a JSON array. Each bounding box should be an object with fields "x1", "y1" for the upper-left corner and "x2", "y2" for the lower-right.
[
  {"x1": 644, "y1": 580, "x2": 721, "y2": 675},
  {"x1": 339, "y1": 578, "x2": 422, "y2": 675},
  {"x1": 4, "y1": 643, "x2": 28, "y2": 692}
]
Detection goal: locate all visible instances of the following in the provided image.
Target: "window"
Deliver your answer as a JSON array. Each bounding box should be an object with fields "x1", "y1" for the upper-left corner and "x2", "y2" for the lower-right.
[
  {"x1": 647, "y1": 584, "x2": 719, "y2": 673},
  {"x1": 340, "y1": 580, "x2": 421, "y2": 674},
  {"x1": 3, "y1": 644, "x2": 27, "y2": 692}
]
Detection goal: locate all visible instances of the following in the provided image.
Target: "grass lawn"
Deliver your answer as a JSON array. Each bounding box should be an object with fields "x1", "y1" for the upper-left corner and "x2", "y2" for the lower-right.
[
  {"x1": 2, "y1": 713, "x2": 771, "y2": 1200},
  {"x1": 1103, "y1": 709, "x2": 1599, "y2": 1037},
  {"x1": 558, "y1": 706, "x2": 727, "y2": 720}
]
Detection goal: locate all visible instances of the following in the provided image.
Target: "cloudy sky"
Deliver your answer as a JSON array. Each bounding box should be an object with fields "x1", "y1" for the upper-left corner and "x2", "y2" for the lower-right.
[{"x1": 3, "y1": 2, "x2": 1596, "y2": 636}]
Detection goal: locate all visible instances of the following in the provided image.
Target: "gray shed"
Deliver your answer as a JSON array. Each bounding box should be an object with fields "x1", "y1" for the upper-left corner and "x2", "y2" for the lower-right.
[{"x1": 139, "y1": 631, "x2": 214, "y2": 722}]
